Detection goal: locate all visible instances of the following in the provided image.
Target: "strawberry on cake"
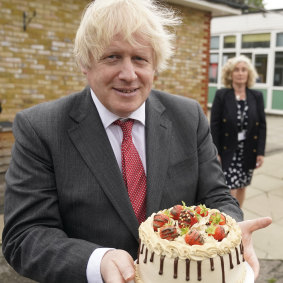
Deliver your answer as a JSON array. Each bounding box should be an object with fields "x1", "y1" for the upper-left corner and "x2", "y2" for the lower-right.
[{"x1": 135, "y1": 203, "x2": 247, "y2": 283}]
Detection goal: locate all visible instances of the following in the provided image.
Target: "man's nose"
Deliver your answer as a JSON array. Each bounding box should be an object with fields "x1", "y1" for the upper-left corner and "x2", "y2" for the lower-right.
[{"x1": 118, "y1": 59, "x2": 137, "y2": 81}]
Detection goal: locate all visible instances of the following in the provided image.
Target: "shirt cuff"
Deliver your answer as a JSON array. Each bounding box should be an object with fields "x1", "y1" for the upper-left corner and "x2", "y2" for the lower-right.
[{"x1": 86, "y1": 248, "x2": 114, "y2": 283}]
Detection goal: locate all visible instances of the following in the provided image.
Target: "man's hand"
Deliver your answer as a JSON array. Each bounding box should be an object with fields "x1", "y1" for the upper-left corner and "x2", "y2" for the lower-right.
[
  {"x1": 101, "y1": 249, "x2": 135, "y2": 283},
  {"x1": 238, "y1": 217, "x2": 272, "y2": 279}
]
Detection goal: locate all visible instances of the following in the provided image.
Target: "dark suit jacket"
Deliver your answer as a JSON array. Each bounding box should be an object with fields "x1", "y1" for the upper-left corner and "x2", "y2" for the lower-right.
[
  {"x1": 2, "y1": 87, "x2": 242, "y2": 283},
  {"x1": 210, "y1": 88, "x2": 266, "y2": 171}
]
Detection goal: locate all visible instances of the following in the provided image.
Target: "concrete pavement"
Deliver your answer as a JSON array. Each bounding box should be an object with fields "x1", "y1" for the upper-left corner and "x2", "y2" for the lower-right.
[{"x1": 0, "y1": 114, "x2": 282, "y2": 282}]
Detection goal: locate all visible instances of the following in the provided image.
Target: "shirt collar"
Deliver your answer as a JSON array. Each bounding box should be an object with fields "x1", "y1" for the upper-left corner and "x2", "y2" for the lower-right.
[{"x1": 90, "y1": 88, "x2": 145, "y2": 129}]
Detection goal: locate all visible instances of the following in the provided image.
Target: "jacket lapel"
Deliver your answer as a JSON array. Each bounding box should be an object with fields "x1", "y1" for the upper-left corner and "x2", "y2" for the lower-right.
[
  {"x1": 67, "y1": 88, "x2": 139, "y2": 240},
  {"x1": 145, "y1": 92, "x2": 172, "y2": 216}
]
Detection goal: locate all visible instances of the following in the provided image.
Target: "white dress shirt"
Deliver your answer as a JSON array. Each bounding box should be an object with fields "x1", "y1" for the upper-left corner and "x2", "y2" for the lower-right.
[{"x1": 86, "y1": 89, "x2": 146, "y2": 283}]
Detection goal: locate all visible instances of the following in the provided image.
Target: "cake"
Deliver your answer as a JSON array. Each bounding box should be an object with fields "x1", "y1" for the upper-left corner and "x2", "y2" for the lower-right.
[{"x1": 135, "y1": 204, "x2": 247, "y2": 283}]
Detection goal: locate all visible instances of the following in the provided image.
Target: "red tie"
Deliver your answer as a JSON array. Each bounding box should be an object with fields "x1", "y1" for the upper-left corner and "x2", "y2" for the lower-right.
[{"x1": 114, "y1": 119, "x2": 146, "y2": 224}]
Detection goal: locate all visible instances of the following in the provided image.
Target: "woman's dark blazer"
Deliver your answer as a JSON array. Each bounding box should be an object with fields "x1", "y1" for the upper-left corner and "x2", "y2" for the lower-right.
[{"x1": 210, "y1": 88, "x2": 266, "y2": 171}]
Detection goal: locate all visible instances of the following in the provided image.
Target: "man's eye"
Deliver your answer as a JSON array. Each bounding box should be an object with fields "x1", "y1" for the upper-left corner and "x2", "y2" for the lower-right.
[{"x1": 134, "y1": 56, "x2": 146, "y2": 61}]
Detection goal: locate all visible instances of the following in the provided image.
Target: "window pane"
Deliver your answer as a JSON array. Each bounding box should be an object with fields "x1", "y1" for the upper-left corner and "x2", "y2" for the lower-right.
[
  {"x1": 274, "y1": 52, "x2": 283, "y2": 86},
  {"x1": 240, "y1": 53, "x2": 252, "y2": 60},
  {"x1": 276, "y1": 33, "x2": 283, "y2": 47},
  {"x1": 222, "y1": 53, "x2": 236, "y2": 65},
  {"x1": 210, "y1": 36, "x2": 219, "y2": 50},
  {"x1": 242, "y1": 33, "x2": 270, "y2": 48},
  {"x1": 224, "y1": 35, "x2": 236, "y2": 48},
  {"x1": 255, "y1": 54, "x2": 267, "y2": 83},
  {"x1": 209, "y1": 54, "x2": 219, "y2": 83}
]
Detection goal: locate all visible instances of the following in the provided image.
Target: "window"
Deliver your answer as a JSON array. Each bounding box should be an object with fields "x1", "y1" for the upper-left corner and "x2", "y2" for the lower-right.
[
  {"x1": 209, "y1": 54, "x2": 219, "y2": 83},
  {"x1": 222, "y1": 53, "x2": 236, "y2": 65},
  {"x1": 223, "y1": 36, "x2": 236, "y2": 48},
  {"x1": 242, "y1": 33, "x2": 270, "y2": 48},
  {"x1": 255, "y1": 54, "x2": 267, "y2": 83},
  {"x1": 276, "y1": 33, "x2": 283, "y2": 47},
  {"x1": 210, "y1": 36, "x2": 219, "y2": 50},
  {"x1": 274, "y1": 52, "x2": 283, "y2": 86}
]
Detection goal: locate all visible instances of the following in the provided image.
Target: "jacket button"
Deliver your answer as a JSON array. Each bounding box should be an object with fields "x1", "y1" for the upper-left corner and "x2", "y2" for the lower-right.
[
  {"x1": 253, "y1": 149, "x2": 257, "y2": 152},
  {"x1": 225, "y1": 133, "x2": 229, "y2": 136},
  {"x1": 256, "y1": 122, "x2": 259, "y2": 126},
  {"x1": 223, "y1": 146, "x2": 227, "y2": 150},
  {"x1": 223, "y1": 118, "x2": 227, "y2": 122},
  {"x1": 254, "y1": 136, "x2": 258, "y2": 139}
]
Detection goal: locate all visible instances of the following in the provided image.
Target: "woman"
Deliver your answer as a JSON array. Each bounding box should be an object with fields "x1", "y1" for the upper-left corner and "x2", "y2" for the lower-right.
[{"x1": 210, "y1": 55, "x2": 266, "y2": 207}]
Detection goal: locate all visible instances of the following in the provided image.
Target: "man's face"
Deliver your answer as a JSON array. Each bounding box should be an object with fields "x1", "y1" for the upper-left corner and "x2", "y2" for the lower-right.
[{"x1": 85, "y1": 34, "x2": 156, "y2": 117}]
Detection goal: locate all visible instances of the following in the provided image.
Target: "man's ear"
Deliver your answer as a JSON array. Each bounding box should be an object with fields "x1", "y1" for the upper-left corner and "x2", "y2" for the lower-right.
[
  {"x1": 154, "y1": 70, "x2": 159, "y2": 81},
  {"x1": 81, "y1": 66, "x2": 88, "y2": 75}
]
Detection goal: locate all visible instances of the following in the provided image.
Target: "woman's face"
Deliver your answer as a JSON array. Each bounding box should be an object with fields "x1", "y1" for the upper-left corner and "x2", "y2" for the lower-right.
[{"x1": 231, "y1": 62, "x2": 249, "y2": 86}]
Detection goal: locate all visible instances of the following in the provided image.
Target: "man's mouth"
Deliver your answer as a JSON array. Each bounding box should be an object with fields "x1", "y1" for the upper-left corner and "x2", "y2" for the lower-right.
[{"x1": 114, "y1": 88, "x2": 138, "y2": 93}]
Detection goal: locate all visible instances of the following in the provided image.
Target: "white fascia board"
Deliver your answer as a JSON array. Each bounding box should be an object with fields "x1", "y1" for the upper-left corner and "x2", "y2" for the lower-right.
[{"x1": 166, "y1": 0, "x2": 241, "y2": 17}]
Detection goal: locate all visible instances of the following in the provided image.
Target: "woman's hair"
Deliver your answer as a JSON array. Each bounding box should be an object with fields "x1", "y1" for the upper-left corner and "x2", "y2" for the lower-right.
[
  {"x1": 74, "y1": 0, "x2": 181, "y2": 72},
  {"x1": 221, "y1": 55, "x2": 258, "y2": 88}
]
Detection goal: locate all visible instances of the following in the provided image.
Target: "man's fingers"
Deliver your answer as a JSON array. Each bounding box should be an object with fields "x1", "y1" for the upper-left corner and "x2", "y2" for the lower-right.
[
  {"x1": 101, "y1": 249, "x2": 135, "y2": 283},
  {"x1": 239, "y1": 216, "x2": 272, "y2": 233}
]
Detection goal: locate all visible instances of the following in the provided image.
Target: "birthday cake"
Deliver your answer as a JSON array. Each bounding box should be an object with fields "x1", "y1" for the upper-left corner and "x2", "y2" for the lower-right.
[{"x1": 135, "y1": 204, "x2": 246, "y2": 283}]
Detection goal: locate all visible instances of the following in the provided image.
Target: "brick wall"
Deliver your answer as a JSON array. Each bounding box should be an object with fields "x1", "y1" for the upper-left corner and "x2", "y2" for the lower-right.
[
  {"x1": 154, "y1": 4, "x2": 211, "y2": 114},
  {"x1": 0, "y1": 1, "x2": 211, "y2": 122}
]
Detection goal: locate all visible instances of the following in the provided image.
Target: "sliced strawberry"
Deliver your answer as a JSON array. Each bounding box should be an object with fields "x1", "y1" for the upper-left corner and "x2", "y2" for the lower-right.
[
  {"x1": 178, "y1": 209, "x2": 198, "y2": 228},
  {"x1": 185, "y1": 230, "x2": 204, "y2": 245},
  {"x1": 159, "y1": 225, "x2": 179, "y2": 241},
  {"x1": 209, "y1": 212, "x2": 226, "y2": 225},
  {"x1": 206, "y1": 225, "x2": 226, "y2": 241},
  {"x1": 194, "y1": 204, "x2": 208, "y2": 217},
  {"x1": 170, "y1": 205, "x2": 183, "y2": 220},
  {"x1": 153, "y1": 214, "x2": 170, "y2": 231}
]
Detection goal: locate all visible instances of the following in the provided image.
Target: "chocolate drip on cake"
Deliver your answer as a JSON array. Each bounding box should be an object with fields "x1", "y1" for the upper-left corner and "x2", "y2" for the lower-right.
[
  {"x1": 229, "y1": 252, "x2": 234, "y2": 269},
  {"x1": 150, "y1": 252, "x2": 155, "y2": 262},
  {"x1": 141, "y1": 243, "x2": 144, "y2": 254},
  {"x1": 220, "y1": 255, "x2": 226, "y2": 283},
  {"x1": 137, "y1": 240, "x2": 141, "y2": 264},
  {"x1": 159, "y1": 255, "x2": 165, "y2": 275},
  {"x1": 235, "y1": 247, "x2": 240, "y2": 264},
  {"x1": 197, "y1": 261, "x2": 202, "y2": 281},
  {"x1": 174, "y1": 257, "x2": 179, "y2": 278},
  {"x1": 144, "y1": 248, "x2": 148, "y2": 263},
  {"x1": 186, "y1": 259, "x2": 190, "y2": 281},
  {"x1": 210, "y1": 258, "x2": 215, "y2": 271}
]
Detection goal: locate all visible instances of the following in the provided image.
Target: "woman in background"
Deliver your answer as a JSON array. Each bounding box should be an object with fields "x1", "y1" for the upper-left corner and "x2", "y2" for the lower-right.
[{"x1": 210, "y1": 55, "x2": 266, "y2": 207}]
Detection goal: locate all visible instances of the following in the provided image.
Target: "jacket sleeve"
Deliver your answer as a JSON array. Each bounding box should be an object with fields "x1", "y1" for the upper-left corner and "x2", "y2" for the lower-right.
[
  {"x1": 2, "y1": 111, "x2": 96, "y2": 283},
  {"x1": 210, "y1": 90, "x2": 223, "y2": 153},
  {"x1": 256, "y1": 91, "x2": 266, "y2": 156}
]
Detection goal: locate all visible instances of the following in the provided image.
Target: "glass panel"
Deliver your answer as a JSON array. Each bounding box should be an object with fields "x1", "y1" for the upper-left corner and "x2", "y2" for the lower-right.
[
  {"x1": 274, "y1": 52, "x2": 283, "y2": 86},
  {"x1": 242, "y1": 33, "x2": 270, "y2": 48},
  {"x1": 276, "y1": 33, "x2": 283, "y2": 47},
  {"x1": 224, "y1": 35, "x2": 236, "y2": 48},
  {"x1": 210, "y1": 36, "x2": 219, "y2": 50},
  {"x1": 255, "y1": 54, "x2": 267, "y2": 83},
  {"x1": 209, "y1": 53, "x2": 219, "y2": 83},
  {"x1": 240, "y1": 53, "x2": 252, "y2": 60},
  {"x1": 222, "y1": 53, "x2": 236, "y2": 65}
]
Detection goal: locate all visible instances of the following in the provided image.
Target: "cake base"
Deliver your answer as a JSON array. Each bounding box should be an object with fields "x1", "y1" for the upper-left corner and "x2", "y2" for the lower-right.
[{"x1": 135, "y1": 243, "x2": 247, "y2": 283}]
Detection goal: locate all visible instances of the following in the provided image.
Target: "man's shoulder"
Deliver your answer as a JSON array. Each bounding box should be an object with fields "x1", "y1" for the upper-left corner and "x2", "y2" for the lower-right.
[{"x1": 20, "y1": 87, "x2": 89, "y2": 116}]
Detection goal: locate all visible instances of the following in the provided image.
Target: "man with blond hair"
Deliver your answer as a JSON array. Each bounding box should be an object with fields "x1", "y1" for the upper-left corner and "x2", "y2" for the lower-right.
[{"x1": 2, "y1": 0, "x2": 271, "y2": 282}]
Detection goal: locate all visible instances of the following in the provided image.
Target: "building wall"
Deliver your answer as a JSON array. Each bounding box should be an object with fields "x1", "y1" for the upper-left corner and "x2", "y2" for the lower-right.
[{"x1": 0, "y1": 0, "x2": 211, "y2": 170}]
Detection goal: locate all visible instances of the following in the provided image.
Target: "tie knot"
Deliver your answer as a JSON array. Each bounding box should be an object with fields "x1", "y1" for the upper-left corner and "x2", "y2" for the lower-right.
[{"x1": 114, "y1": 119, "x2": 134, "y2": 137}]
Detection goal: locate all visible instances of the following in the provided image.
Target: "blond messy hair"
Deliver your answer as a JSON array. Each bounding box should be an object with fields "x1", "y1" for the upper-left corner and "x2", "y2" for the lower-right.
[
  {"x1": 221, "y1": 55, "x2": 258, "y2": 88},
  {"x1": 74, "y1": 0, "x2": 181, "y2": 72}
]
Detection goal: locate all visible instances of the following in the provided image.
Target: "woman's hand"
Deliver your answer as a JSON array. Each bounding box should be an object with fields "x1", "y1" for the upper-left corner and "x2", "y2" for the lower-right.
[
  {"x1": 256, "y1": 155, "x2": 264, "y2": 168},
  {"x1": 238, "y1": 217, "x2": 272, "y2": 279}
]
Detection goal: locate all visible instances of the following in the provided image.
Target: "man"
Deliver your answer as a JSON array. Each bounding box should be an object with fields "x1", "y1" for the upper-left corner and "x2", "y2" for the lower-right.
[{"x1": 2, "y1": 0, "x2": 271, "y2": 282}]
